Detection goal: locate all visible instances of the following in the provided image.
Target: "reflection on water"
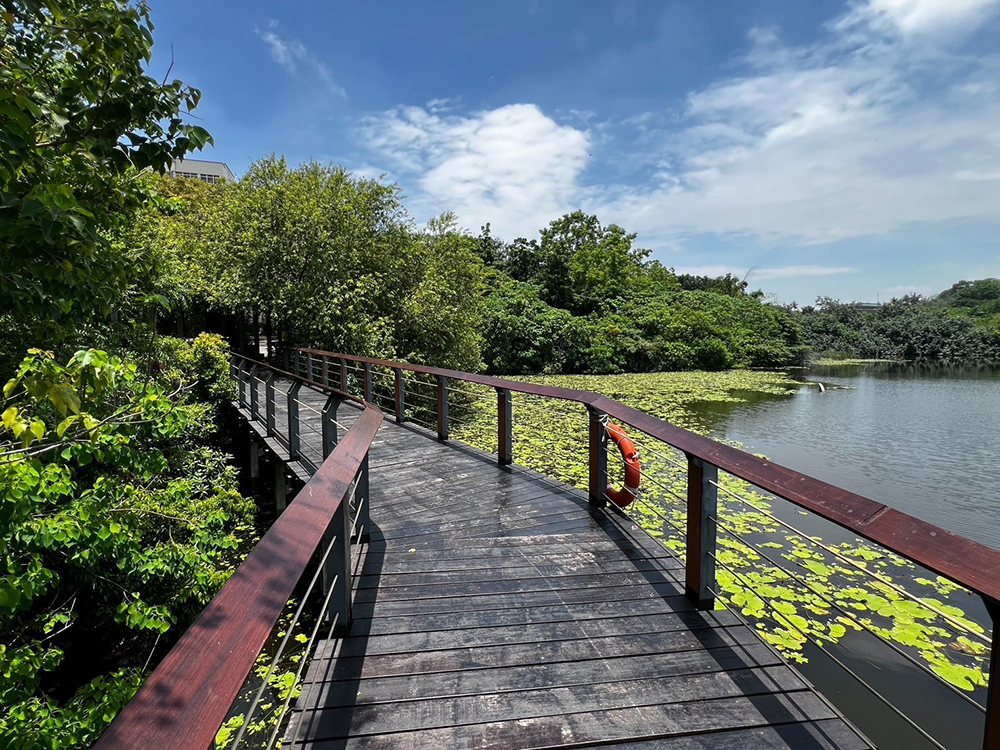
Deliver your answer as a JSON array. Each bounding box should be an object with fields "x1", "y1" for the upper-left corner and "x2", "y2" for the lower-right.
[
  {"x1": 678, "y1": 362, "x2": 999, "y2": 749},
  {"x1": 683, "y1": 362, "x2": 1000, "y2": 551}
]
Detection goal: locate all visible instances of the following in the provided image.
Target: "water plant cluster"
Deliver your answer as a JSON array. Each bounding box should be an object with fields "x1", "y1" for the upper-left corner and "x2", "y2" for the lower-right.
[{"x1": 441, "y1": 370, "x2": 991, "y2": 696}]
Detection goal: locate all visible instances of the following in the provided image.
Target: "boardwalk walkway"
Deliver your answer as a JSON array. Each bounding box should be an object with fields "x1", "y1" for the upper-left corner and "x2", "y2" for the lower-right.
[{"x1": 253, "y1": 380, "x2": 871, "y2": 749}]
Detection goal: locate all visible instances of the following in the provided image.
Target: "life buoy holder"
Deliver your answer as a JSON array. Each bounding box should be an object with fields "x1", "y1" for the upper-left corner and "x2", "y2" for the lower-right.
[{"x1": 606, "y1": 422, "x2": 640, "y2": 507}]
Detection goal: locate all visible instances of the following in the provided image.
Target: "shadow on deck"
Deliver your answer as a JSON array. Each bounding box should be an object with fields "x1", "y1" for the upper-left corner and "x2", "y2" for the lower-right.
[{"x1": 272, "y1": 389, "x2": 871, "y2": 749}]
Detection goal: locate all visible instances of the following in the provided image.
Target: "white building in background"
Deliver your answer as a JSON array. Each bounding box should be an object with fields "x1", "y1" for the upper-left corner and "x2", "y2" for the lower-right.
[{"x1": 169, "y1": 158, "x2": 236, "y2": 184}]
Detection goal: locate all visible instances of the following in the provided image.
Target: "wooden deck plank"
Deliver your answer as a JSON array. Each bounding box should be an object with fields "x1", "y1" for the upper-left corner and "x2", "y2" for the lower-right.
[
  {"x1": 301, "y1": 630, "x2": 781, "y2": 698},
  {"x1": 291, "y1": 691, "x2": 841, "y2": 749},
  {"x1": 255, "y1": 382, "x2": 870, "y2": 750},
  {"x1": 295, "y1": 668, "x2": 812, "y2": 739},
  {"x1": 329, "y1": 611, "x2": 745, "y2": 658}
]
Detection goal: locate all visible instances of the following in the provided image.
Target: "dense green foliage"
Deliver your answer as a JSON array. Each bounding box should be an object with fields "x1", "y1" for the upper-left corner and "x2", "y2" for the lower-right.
[
  {"x1": 0, "y1": 0, "x2": 211, "y2": 339},
  {"x1": 798, "y1": 295, "x2": 1000, "y2": 362},
  {"x1": 137, "y1": 163, "x2": 486, "y2": 370},
  {"x1": 0, "y1": 336, "x2": 254, "y2": 748},
  {"x1": 478, "y1": 212, "x2": 806, "y2": 374},
  {"x1": 0, "y1": 3, "x2": 264, "y2": 746},
  {"x1": 934, "y1": 278, "x2": 1000, "y2": 334}
]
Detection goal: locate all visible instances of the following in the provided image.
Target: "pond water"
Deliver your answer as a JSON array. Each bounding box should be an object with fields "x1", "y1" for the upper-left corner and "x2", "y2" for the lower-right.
[
  {"x1": 683, "y1": 361, "x2": 1000, "y2": 749},
  {"x1": 684, "y1": 361, "x2": 1000, "y2": 551}
]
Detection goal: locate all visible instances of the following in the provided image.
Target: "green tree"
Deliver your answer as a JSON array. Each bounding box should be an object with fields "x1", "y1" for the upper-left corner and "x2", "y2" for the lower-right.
[
  {"x1": 0, "y1": 340, "x2": 252, "y2": 747},
  {"x1": 481, "y1": 277, "x2": 587, "y2": 374},
  {"x1": 535, "y1": 211, "x2": 650, "y2": 315},
  {"x1": 0, "y1": 0, "x2": 211, "y2": 338},
  {"x1": 138, "y1": 158, "x2": 486, "y2": 370}
]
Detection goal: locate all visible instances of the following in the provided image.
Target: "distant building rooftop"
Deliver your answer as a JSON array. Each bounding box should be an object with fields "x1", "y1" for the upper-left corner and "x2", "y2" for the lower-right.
[
  {"x1": 852, "y1": 302, "x2": 882, "y2": 312},
  {"x1": 169, "y1": 158, "x2": 236, "y2": 184}
]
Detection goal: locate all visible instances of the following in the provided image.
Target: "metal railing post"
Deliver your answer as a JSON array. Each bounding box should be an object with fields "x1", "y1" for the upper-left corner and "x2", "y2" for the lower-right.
[
  {"x1": 436, "y1": 375, "x2": 449, "y2": 441},
  {"x1": 362, "y1": 363, "x2": 373, "y2": 402},
  {"x1": 339, "y1": 358, "x2": 349, "y2": 393},
  {"x1": 497, "y1": 388, "x2": 512, "y2": 465},
  {"x1": 321, "y1": 355, "x2": 330, "y2": 387},
  {"x1": 324, "y1": 496, "x2": 352, "y2": 636},
  {"x1": 587, "y1": 407, "x2": 607, "y2": 507},
  {"x1": 985, "y1": 598, "x2": 1000, "y2": 750},
  {"x1": 393, "y1": 367, "x2": 405, "y2": 423},
  {"x1": 265, "y1": 373, "x2": 276, "y2": 437},
  {"x1": 287, "y1": 380, "x2": 303, "y2": 461},
  {"x1": 353, "y1": 455, "x2": 371, "y2": 544},
  {"x1": 321, "y1": 393, "x2": 339, "y2": 458},
  {"x1": 685, "y1": 456, "x2": 718, "y2": 610},
  {"x1": 294, "y1": 350, "x2": 302, "y2": 378},
  {"x1": 248, "y1": 364, "x2": 260, "y2": 420}
]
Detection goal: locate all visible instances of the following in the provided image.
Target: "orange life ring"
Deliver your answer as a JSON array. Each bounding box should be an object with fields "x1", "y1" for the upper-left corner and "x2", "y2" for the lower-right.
[{"x1": 606, "y1": 423, "x2": 640, "y2": 507}]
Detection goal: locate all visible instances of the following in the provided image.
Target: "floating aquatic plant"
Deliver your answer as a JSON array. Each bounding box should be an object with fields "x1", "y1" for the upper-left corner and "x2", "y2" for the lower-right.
[{"x1": 446, "y1": 370, "x2": 991, "y2": 695}]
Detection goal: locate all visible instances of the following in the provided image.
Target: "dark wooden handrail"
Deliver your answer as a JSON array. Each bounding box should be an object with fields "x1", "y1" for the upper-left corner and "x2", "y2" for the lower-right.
[
  {"x1": 293, "y1": 347, "x2": 1000, "y2": 606},
  {"x1": 93, "y1": 399, "x2": 383, "y2": 750}
]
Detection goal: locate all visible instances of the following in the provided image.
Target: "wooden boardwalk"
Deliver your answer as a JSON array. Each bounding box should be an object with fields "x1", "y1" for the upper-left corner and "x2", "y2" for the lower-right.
[{"x1": 253, "y1": 380, "x2": 872, "y2": 749}]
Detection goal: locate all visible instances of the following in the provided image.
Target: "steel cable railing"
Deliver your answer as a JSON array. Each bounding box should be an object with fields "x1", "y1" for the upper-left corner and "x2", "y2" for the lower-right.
[
  {"x1": 708, "y1": 552, "x2": 950, "y2": 750},
  {"x1": 604, "y1": 428, "x2": 991, "y2": 734},
  {"x1": 95, "y1": 358, "x2": 380, "y2": 749},
  {"x1": 707, "y1": 477, "x2": 990, "y2": 646}
]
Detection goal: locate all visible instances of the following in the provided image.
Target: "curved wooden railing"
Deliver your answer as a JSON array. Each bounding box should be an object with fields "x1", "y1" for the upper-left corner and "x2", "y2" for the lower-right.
[
  {"x1": 94, "y1": 362, "x2": 383, "y2": 750},
  {"x1": 288, "y1": 346, "x2": 1000, "y2": 750}
]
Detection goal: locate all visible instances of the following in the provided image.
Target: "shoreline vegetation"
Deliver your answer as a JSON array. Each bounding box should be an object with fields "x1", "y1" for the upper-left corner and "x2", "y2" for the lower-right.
[{"x1": 808, "y1": 356, "x2": 906, "y2": 366}]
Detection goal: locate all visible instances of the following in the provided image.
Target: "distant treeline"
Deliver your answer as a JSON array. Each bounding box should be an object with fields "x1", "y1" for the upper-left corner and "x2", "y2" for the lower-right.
[
  {"x1": 138, "y1": 159, "x2": 1000, "y2": 374},
  {"x1": 139, "y1": 163, "x2": 808, "y2": 375},
  {"x1": 796, "y1": 281, "x2": 1000, "y2": 362},
  {"x1": 474, "y1": 215, "x2": 805, "y2": 373}
]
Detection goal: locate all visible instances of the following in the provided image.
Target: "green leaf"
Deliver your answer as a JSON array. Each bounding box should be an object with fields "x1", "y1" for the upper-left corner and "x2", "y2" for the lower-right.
[{"x1": 2, "y1": 406, "x2": 17, "y2": 429}]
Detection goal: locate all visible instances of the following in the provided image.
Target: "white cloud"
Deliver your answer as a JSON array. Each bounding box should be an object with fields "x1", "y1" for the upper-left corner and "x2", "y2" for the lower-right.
[
  {"x1": 255, "y1": 23, "x2": 346, "y2": 98},
  {"x1": 842, "y1": 0, "x2": 1000, "y2": 37},
  {"x1": 360, "y1": 103, "x2": 590, "y2": 237},
  {"x1": 257, "y1": 30, "x2": 306, "y2": 72}
]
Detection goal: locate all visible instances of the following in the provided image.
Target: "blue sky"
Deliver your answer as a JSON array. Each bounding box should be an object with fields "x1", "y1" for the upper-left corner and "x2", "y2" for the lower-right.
[{"x1": 148, "y1": 0, "x2": 1000, "y2": 305}]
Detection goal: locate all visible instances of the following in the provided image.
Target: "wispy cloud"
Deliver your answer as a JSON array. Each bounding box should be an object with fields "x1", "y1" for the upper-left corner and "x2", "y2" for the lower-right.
[
  {"x1": 673, "y1": 265, "x2": 857, "y2": 280},
  {"x1": 595, "y1": 0, "x2": 1000, "y2": 245},
  {"x1": 355, "y1": 0, "x2": 1000, "y2": 251},
  {"x1": 839, "y1": 0, "x2": 1000, "y2": 38},
  {"x1": 255, "y1": 21, "x2": 346, "y2": 98}
]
